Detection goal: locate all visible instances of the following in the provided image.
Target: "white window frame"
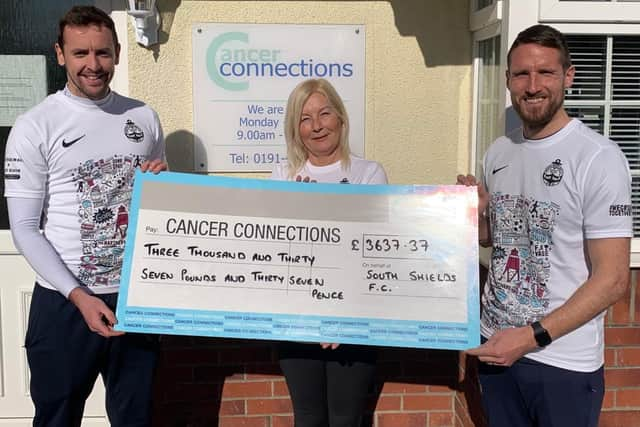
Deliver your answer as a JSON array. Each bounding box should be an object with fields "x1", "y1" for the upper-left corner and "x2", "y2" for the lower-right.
[
  {"x1": 471, "y1": 2, "x2": 507, "y2": 266},
  {"x1": 539, "y1": 0, "x2": 640, "y2": 23},
  {"x1": 470, "y1": 0, "x2": 505, "y2": 171},
  {"x1": 471, "y1": 25, "x2": 505, "y2": 174},
  {"x1": 470, "y1": 0, "x2": 503, "y2": 32}
]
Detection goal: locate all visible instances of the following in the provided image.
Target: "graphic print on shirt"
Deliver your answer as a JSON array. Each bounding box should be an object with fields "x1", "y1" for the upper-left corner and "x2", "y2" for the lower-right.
[
  {"x1": 72, "y1": 154, "x2": 146, "y2": 287},
  {"x1": 484, "y1": 193, "x2": 560, "y2": 329},
  {"x1": 124, "y1": 119, "x2": 144, "y2": 143}
]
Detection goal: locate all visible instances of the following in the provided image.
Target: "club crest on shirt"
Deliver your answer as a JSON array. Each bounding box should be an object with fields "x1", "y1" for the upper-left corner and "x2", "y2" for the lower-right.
[
  {"x1": 542, "y1": 159, "x2": 563, "y2": 186},
  {"x1": 124, "y1": 119, "x2": 144, "y2": 143}
]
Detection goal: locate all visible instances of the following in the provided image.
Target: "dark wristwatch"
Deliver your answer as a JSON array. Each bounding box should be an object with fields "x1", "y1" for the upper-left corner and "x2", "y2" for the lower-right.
[{"x1": 531, "y1": 321, "x2": 552, "y2": 347}]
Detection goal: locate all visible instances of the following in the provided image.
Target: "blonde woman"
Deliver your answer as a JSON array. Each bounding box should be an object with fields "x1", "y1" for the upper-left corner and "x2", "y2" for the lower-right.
[{"x1": 271, "y1": 78, "x2": 387, "y2": 426}]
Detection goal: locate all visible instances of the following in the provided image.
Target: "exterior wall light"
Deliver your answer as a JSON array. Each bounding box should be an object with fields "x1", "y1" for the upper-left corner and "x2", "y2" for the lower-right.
[{"x1": 126, "y1": 0, "x2": 160, "y2": 47}]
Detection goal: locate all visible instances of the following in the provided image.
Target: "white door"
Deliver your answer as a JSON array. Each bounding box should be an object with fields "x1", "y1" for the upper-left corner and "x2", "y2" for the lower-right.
[
  {"x1": 0, "y1": 233, "x2": 108, "y2": 426},
  {"x1": 0, "y1": 0, "x2": 109, "y2": 424}
]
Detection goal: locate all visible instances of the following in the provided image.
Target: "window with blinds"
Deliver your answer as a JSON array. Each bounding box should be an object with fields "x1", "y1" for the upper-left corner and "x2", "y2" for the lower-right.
[{"x1": 565, "y1": 35, "x2": 640, "y2": 236}]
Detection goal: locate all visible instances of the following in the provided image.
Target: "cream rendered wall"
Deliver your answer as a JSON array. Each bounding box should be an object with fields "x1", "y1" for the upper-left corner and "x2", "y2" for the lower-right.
[{"x1": 127, "y1": 0, "x2": 472, "y2": 184}]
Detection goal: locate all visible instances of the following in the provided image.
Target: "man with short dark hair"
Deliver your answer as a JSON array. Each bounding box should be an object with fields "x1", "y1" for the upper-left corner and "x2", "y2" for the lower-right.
[
  {"x1": 4, "y1": 5, "x2": 167, "y2": 426},
  {"x1": 458, "y1": 24, "x2": 631, "y2": 426}
]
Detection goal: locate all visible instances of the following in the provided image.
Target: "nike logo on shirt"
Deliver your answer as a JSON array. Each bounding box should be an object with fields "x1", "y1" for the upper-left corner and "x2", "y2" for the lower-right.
[
  {"x1": 62, "y1": 134, "x2": 86, "y2": 148},
  {"x1": 492, "y1": 165, "x2": 509, "y2": 175}
]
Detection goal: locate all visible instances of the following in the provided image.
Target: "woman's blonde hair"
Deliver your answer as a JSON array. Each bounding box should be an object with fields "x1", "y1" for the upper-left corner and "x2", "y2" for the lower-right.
[{"x1": 284, "y1": 78, "x2": 351, "y2": 177}]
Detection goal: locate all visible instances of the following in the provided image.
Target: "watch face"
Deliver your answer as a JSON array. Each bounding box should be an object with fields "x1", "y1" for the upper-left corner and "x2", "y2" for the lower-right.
[
  {"x1": 532, "y1": 322, "x2": 552, "y2": 347},
  {"x1": 536, "y1": 331, "x2": 552, "y2": 347}
]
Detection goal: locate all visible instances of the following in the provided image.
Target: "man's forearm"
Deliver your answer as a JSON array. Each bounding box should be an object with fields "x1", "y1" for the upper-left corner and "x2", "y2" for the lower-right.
[{"x1": 7, "y1": 197, "x2": 80, "y2": 298}]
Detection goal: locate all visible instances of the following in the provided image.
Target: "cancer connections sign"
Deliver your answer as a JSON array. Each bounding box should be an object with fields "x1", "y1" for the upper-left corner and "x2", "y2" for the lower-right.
[{"x1": 192, "y1": 24, "x2": 365, "y2": 172}]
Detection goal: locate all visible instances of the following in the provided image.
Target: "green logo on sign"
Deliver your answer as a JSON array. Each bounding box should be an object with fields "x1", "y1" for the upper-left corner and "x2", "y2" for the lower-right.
[{"x1": 207, "y1": 32, "x2": 250, "y2": 91}]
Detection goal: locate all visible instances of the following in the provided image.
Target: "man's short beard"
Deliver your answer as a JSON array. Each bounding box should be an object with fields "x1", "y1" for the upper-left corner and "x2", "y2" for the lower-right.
[{"x1": 513, "y1": 97, "x2": 564, "y2": 132}]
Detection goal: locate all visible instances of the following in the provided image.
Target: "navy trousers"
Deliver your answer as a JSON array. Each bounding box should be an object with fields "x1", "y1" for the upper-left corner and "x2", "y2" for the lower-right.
[
  {"x1": 25, "y1": 284, "x2": 159, "y2": 427},
  {"x1": 478, "y1": 356, "x2": 604, "y2": 427}
]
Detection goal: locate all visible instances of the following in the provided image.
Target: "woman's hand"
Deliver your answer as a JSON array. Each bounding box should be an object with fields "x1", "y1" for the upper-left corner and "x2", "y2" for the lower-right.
[
  {"x1": 140, "y1": 159, "x2": 168, "y2": 174},
  {"x1": 295, "y1": 175, "x2": 317, "y2": 183},
  {"x1": 320, "y1": 342, "x2": 340, "y2": 350}
]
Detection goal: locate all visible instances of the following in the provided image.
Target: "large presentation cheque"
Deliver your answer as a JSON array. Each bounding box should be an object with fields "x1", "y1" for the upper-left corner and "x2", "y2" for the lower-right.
[{"x1": 115, "y1": 171, "x2": 480, "y2": 350}]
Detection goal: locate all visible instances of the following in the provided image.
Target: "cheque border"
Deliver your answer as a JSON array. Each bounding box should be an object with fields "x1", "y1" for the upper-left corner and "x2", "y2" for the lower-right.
[{"x1": 115, "y1": 171, "x2": 481, "y2": 350}]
